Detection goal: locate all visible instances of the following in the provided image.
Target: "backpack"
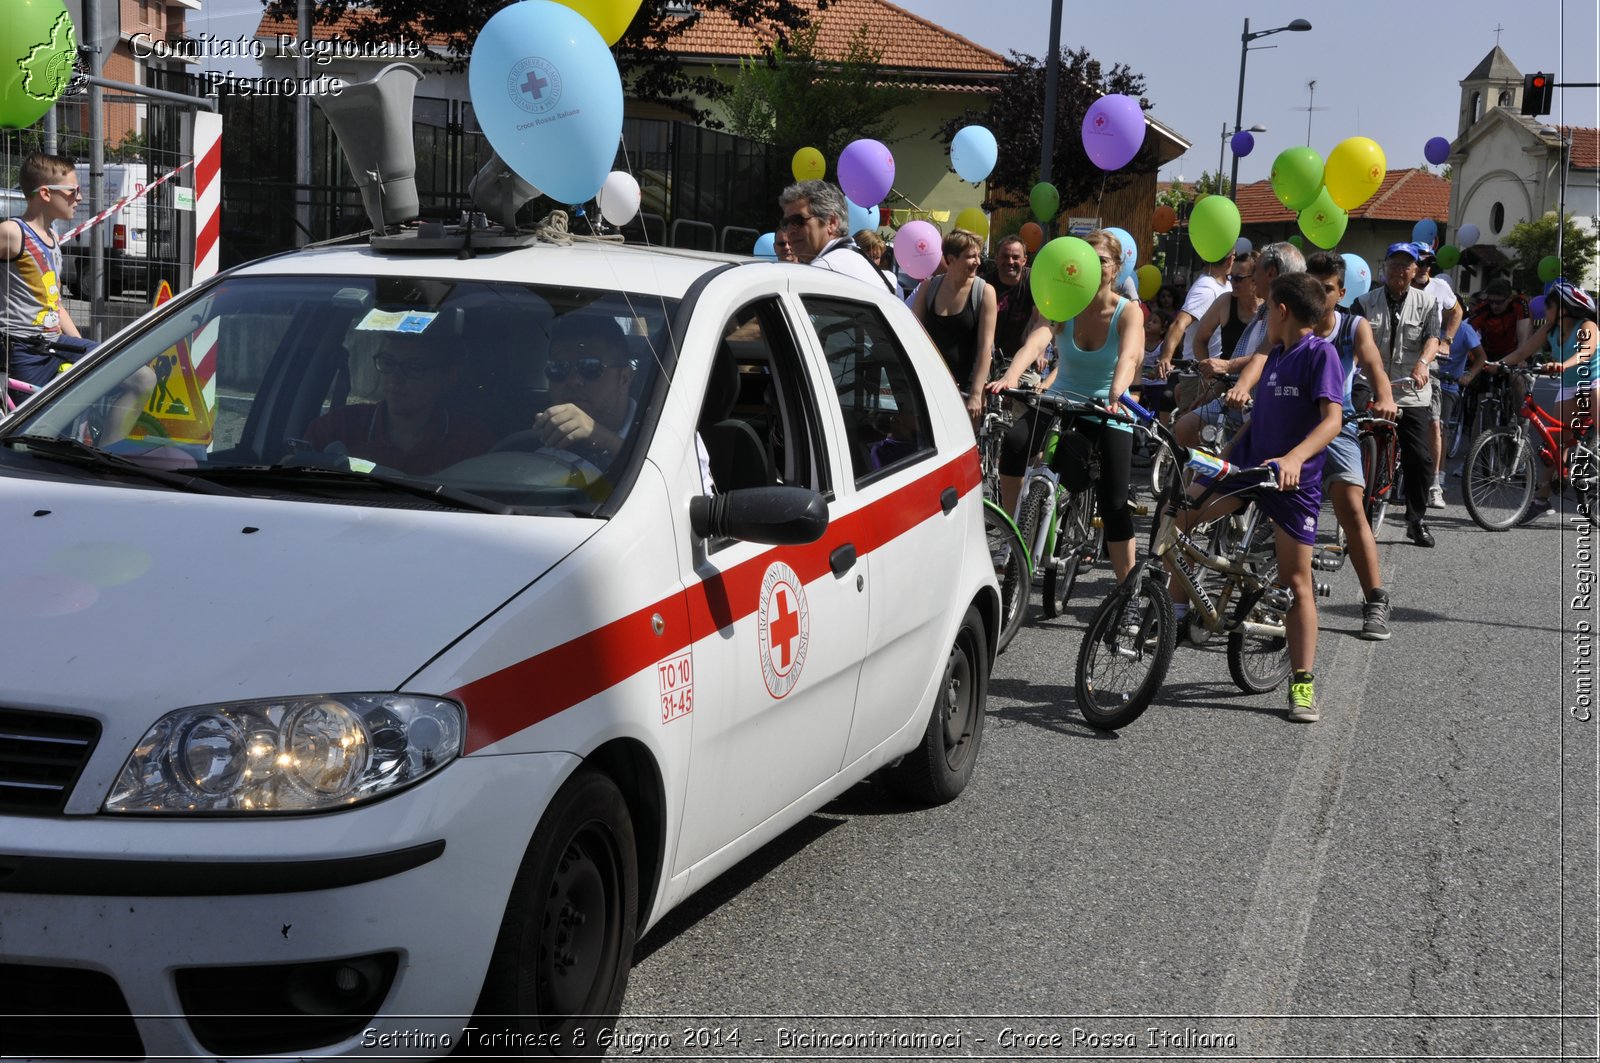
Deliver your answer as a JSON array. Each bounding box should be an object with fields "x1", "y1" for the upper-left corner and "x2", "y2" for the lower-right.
[{"x1": 925, "y1": 273, "x2": 987, "y2": 317}]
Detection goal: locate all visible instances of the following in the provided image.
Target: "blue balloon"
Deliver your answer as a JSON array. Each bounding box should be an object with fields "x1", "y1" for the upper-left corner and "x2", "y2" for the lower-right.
[
  {"x1": 1339, "y1": 252, "x2": 1372, "y2": 307},
  {"x1": 951, "y1": 125, "x2": 999, "y2": 183},
  {"x1": 753, "y1": 232, "x2": 777, "y2": 259},
  {"x1": 1104, "y1": 226, "x2": 1138, "y2": 287},
  {"x1": 847, "y1": 196, "x2": 878, "y2": 235},
  {"x1": 1411, "y1": 218, "x2": 1438, "y2": 247},
  {"x1": 1424, "y1": 136, "x2": 1451, "y2": 165},
  {"x1": 468, "y1": 1, "x2": 624, "y2": 205},
  {"x1": 1231, "y1": 130, "x2": 1255, "y2": 158}
]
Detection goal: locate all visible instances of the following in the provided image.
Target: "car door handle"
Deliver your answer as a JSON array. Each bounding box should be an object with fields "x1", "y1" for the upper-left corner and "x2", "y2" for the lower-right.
[
  {"x1": 829, "y1": 543, "x2": 857, "y2": 577},
  {"x1": 940, "y1": 487, "x2": 958, "y2": 514}
]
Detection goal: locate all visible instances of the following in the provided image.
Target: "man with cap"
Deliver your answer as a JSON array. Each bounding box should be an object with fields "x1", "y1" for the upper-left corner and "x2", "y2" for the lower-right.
[
  {"x1": 1354, "y1": 242, "x2": 1441, "y2": 546},
  {"x1": 1410, "y1": 242, "x2": 1464, "y2": 509}
]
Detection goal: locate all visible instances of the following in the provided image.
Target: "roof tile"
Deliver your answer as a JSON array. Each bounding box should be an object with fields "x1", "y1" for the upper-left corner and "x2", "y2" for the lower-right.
[{"x1": 1236, "y1": 167, "x2": 1451, "y2": 225}]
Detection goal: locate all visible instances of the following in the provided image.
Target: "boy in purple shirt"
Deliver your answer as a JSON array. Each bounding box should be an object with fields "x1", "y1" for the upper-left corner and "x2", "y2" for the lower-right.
[{"x1": 1171, "y1": 272, "x2": 1344, "y2": 721}]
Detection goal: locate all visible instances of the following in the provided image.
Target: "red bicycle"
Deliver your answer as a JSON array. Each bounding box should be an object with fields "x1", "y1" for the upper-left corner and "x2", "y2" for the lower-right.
[{"x1": 1463, "y1": 366, "x2": 1598, "y2": 530}]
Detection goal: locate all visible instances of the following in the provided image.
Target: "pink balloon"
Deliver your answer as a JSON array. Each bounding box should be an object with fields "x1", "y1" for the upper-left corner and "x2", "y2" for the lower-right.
[
  {"x1": 837, "y1": 139, "x2": 896, "y2": 209},
  {"x1": 894, "y1": 220, "x2": 943, "y2": 281},
  {"x1": 1081, "y1": 94, "x2": 1146, "y2": 171}
]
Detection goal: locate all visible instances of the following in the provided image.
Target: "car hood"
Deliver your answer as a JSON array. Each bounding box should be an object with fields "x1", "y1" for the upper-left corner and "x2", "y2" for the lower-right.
[{"x1": 0, "y1": 479, "x2": 595, "y2": 717}]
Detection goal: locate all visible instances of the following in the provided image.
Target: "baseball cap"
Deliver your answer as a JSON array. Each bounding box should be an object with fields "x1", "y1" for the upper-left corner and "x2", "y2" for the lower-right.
[
  {"x1": 1486, "y1": 277, "x2": 1513, "y2": 297},
  {"x1": 1385, "y1": 242, "x2": 1420, "y2": 262},
  {"x1": 1413, "y1": 242, "x2": 1436, "y2": 262}
]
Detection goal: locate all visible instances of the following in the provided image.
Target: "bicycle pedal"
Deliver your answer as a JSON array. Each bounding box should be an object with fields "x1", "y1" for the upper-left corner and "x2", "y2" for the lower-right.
[{"x1": 1313, "y1": 580, "x2": 1332, "y2": 598}]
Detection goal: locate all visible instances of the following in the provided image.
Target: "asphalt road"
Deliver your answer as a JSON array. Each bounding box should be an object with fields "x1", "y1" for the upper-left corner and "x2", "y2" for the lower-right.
[{"x1": 617, "y1": 474, "x2": 1598, "y2": 1059}]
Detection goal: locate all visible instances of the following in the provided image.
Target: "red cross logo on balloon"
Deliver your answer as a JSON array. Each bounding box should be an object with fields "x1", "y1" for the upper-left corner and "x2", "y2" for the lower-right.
[
  {"x1": 1064, "y1": 262, "x2": 1078, "y2": 278},
  {"x1": 1315, "y1": 212, "x2": 1327, "y2": 224},
  {"x1": 1369, "y1": 165, "x2": 1381, "y2": 181},
  {"x1": 1093, "y1": 114, "x2": 1108, "y2": 130},
  {"x1": 757, "y1": 561, "x2": 810, "y2": 699}
]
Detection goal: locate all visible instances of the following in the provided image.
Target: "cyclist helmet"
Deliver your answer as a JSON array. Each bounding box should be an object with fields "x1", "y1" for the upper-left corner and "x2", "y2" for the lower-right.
[{"x1": 1548, "y1": 280, "x2": 1598, "y2": 320}]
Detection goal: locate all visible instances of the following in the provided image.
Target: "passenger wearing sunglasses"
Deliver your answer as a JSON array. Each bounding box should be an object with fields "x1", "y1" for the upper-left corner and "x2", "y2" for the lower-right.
[
  {"x1": 775, "y1": 180, "x2": 894, "y2": 293},
  {"x1": 2, "y1": 152, "x2": 85, "y2": 387}
]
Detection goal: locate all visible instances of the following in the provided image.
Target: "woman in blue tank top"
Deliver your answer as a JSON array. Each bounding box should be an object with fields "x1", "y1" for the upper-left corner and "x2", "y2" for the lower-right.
[{"x1": 990, "y1": 229, "x2": 1146, "y2": 584}]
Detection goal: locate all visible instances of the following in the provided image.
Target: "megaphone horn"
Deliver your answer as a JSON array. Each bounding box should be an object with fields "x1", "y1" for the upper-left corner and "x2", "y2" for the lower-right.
[{"x1": 313, "y1": 63, "x2": 424, "y2": 235}]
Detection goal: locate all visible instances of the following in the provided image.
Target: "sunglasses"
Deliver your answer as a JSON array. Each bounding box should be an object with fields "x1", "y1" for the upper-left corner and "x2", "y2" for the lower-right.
[
  {"x1": 546, "y1": 357, "x2": 628, "y2": 382},
  {"x1": 1229, "y1": 274, "x2": 1252, "y2": 283},
  {"x1": 779, "y1": 213, "x2": 816, "y2": 230},
  {"x1": 373, "y1": 354, "x2": 448, "y2": 379},
  {"x1": 40, "y1": 184, "x2": 81, "y2": 200}
]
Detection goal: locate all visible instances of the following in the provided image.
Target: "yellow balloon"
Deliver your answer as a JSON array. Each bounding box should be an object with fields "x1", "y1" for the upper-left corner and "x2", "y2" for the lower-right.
[
  {"x1": 792, "y1": 146, "x2": 825, "y2": 182},
  {"x1": 954, "y1": 206, "x2": 989, "y2": 239},
  {"x1": 1136, "y1": 263, "x2": 1162, "y2": 301},
  {"x1": 1324, "y1": 136, "x2": 1387, "y2": 211},
  {"x1": 549, "y1": 0, "x2": 643, "y2": 45}
]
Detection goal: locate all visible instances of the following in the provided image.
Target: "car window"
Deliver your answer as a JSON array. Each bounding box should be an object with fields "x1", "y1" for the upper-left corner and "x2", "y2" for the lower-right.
[
  {"x1": 800, "y1": 296, "x2": 936, "y2": 487},
  {"x1": 6, "y1": 274, "x2": 679, "y2": 513}
]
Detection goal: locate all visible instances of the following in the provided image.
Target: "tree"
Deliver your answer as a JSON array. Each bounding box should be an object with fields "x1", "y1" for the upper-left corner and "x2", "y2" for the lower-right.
[
  {"x1": 262, "y1": 0, "x2": 821, "y2": 123},
  {"x1": 1190, "y1": 170, "x2": 1229, "y2": 199},
  {"x1": 1501, "y1": 211, "x2": 1595, "y2": 295},
  {"x1": 937, "y1": 47, "x2": 1160, "y2": 211}
]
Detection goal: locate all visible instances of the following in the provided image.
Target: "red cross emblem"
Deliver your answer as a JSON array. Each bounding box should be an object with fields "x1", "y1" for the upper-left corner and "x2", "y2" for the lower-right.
[
  {"x1": 1094, "y1": 114, "x2": 1107, "y2": 129},
  {"x1": 1065, "y1": 262, "x2": 1078, "y2": 277},
  {"x1": 1315, "y1": 212, "x2": 1327, "y2": 224},
  {"x1": 757, "y1": 561, "x2": 810, "y2": 698},
  {"x1": 1369, "y1": 165, "x2": 1381, "y2": 180}
]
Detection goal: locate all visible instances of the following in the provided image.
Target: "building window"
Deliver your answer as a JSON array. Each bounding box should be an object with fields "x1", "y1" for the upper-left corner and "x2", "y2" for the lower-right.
[
  {"x1": 1471, "y1": 91, "x2": 1483, "y2": 123},
  {"x1": 1491, "y1": 202, "x2": 1505, "y2": 234},
  {"x1": 1498, "y1": 89, "x2": 1513, "y2": 107}
]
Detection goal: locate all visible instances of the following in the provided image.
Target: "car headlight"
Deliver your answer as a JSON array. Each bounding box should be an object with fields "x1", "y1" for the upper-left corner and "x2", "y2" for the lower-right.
[{"x1": 105, "y1": 694, "x2": 463, "y2": 814}]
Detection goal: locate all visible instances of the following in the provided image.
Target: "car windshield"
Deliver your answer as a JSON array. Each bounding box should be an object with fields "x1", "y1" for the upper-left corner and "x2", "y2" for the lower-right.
[{"x1": 5, "y1": 274, "x2": 679, "y2": 513}]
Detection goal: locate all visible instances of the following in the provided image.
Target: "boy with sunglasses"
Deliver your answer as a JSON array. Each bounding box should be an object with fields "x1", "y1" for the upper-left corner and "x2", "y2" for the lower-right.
[{"x1": 2, "y1": 152, "x2": 85, "y2": 387}]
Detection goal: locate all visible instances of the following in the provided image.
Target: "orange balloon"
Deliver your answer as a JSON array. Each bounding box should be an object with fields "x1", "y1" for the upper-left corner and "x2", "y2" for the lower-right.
[
  {"x1": 1019, "y1": 221, "x2": 1045, "y2": 253},
  {"x1": 1153, "y1": 204, "x2": 1177, "y2": 234}
]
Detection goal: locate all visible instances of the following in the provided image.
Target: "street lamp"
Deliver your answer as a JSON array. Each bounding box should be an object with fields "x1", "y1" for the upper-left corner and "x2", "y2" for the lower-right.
[
  {"x1": 1219, "y1": 122, "x2": 1268, "y2": 195},
  {"x1": 1230, "y1": 17, "x2": 1312, "y2": 201}
]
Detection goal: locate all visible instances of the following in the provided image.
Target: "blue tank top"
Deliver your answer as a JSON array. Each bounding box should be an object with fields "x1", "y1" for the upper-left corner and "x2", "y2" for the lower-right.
[
  {"x1": 1556, "y1": 323, "x2": 1597, "y2": 389},
  {"x1": 1049, "y1": 298, "x2": 1132, "y2": 434}
]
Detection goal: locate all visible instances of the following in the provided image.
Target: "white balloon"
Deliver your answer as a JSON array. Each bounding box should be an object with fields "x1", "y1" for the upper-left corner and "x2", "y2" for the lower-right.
[
  {"x1": 597, "y1": 171, "x2": 641, "y2": 226},
  {"x1": 1458, "y1": 223, "x2": 1480, "y2": 247}
]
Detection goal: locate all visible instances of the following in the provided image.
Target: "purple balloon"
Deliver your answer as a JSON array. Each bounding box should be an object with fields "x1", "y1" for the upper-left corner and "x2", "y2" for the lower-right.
[
  {"x1": 837, "y1": 139, "x2": 895, "y2": 211},
  {"x1": 1424, "y1": 136, "x2": 1451, "y2": 166},
  {"x1": 1231, "y1": 130, "x2": 1255, "y2": 158},
  {"x1": 1530, "y1": 295, "x2": 1546, "y2": 319},
  {"x1": 1081, "y1": 94, "x2": 1146, "y2": 171}
]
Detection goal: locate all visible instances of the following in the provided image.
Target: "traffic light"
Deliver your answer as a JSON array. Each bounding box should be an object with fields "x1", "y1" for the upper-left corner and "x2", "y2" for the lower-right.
[{"x1": 1522, "y1": 72, "x2": 1554, "y2": 116}]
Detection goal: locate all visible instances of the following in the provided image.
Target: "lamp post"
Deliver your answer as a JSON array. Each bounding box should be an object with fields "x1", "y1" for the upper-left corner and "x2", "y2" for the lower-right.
[
  {"x1": 1219, "y1": 123, "x2": 1268, "y2": 196},
  {"x1": 1230, "y1": 16, "x2": 1312, "y2": 201}
]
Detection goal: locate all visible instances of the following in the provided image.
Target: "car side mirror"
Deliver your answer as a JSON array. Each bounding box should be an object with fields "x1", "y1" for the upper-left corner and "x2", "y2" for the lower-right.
[{"x1": 689, "y1": 486, "x2": 829, "y2": 545}]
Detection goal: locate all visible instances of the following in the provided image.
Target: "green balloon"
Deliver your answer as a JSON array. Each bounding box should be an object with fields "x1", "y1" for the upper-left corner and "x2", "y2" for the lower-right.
[
  {"x1": 1297, "y1": 186, "x2": 1348, "y2": 250},
  {"x1": 1289, "y1": 234, "x2": 1305, "y2": 249},
  {"x1": 1435, "y1": 244, "x2": 1461, "y2": 270},
  {"x1": 0, "y1": 0, "x2": 76, "y2": 130},
  {"x1": 1538, "y1": 255, "x2": 1563, "y2": 283},
  {"x1": 1270, "y1": 146, "x2": 1325, "y2": 212},
  {"x1": 1030, "y1": 236, "x2": 1101, "y2": 322},
  {"x1": 1189, "y1": 195, "x2": 1241, "y2": 263},
  {"x1": 1030, "y1": 181, "x2": 1060, "y2": 223}
]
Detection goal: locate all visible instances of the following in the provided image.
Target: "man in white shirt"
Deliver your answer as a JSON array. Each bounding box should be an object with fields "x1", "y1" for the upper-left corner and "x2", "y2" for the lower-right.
[
  {"x1": 1154, "y1": 249, "x2": 1235, "y2": 376},
  {"x1": 776, "y1": 181, "x2": 897, "y2": 294},
  {"x1": 1411, "y1": 243, "x2": 1464, "y2": 509}
]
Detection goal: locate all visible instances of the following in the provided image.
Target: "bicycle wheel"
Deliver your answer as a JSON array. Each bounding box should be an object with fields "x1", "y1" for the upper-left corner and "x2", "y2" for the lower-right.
[
  {"x1": 1043, "y1": 487, "x2": 1095, "y2": 619},
  {"x1": 1017, "y1": 476, "x2": 1053, "y2": 578},
  {"x1": 1447, "y1": 390, "x2": 1473, "y2": 459},
  {"x1": 1463, "y1": 425, "x2": 1535, "y2": 531},
  {"x1": 1073, "y1": 573, "x2": 1175, "y2": 731},
  {"x1": 1227, "y1": 615, "x2": 1291, "y2": 694},
  {"x1": 985, "y1": 503, "x2": 1029, "y2": 653},
  {"x1": 1359, "y1": 432, "x2": 1390, "y2": 538},
  {"x1": 1149, "y1": 444, "x2": 1178, "y2": 500}
]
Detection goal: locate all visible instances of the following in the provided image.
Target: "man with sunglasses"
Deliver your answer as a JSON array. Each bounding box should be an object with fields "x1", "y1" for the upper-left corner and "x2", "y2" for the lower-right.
[
  {"x1": 776, "y1": 180, "x2": 894, "y2": 292},
  {"x1": 2, "y1": 152, "x2": 85, "y2": 388}
]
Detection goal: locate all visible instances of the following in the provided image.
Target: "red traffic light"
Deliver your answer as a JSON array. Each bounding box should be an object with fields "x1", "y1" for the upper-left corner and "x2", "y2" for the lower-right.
[{"x1": 1522, "y1": 72, "x2": 1555, "y2": 116}]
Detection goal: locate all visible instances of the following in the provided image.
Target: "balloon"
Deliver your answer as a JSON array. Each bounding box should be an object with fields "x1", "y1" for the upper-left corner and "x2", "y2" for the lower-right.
[
  {"x1": 954, "y1": 206, "x2": 989, "y2": 240},
  {"x1": 468, "y1": 1, "x2": 624, "y2": 205},
  {"x1": 1081, "y1": 94, "x2": 1146, "y2": 171},
  {"x1": 1297, "y1": 186, "x2": 1348, "y2": 250},
  {"x1": 1435, "y1": 244, "x2": 1461, "y2": 270},
  {"x1": 1104, "y1": 226, "x2": 1138, "y2": 287},
  {"x1": 1325, "y1": 136, "x2": 1386, "y2": 210},
  {"x1": 1424, "y1": 136, "x2": 1451, "y2": 166},
  {"x1": 1189, "y1": 195, "x2": 1242, "y2": 263},
  {"x1": 753, "y1": 232, "x2": 777, "y2": 259},
  {"x1": 792, "y1": 146, "x2": 825, "y2": 182},
  {"x1": 0, "y1": 0, "x2": 75, "y2": 130},
  {"x1": 1152, "y1": 204, "x2": 1177, "y2": 234},
  {"x1": 1031, "y1": 237, "x2": 1102, "y2": 322},
  {"x1": 1137, "y1": 263, "x2": 1162, "y2": 301},
  {"x1": 1030, "y1": 182, "x2": 1060, "y2": 223},
  {"x1": 1411, "y1": 219, "x2": 1437, "y2": 247},
  {"x1": 1538, "y1": 255, "x2": 1563, "y2": 283},
  {"x1": 1531, "y1": 295, "x2": 1547, "y2": 319},
  {"x1": 1270, "y1": 147, "x2": 1325, "y2": 212},
  {"x1": 1339, "y1": 253, "x2": 1371, "y2": 307},
  {"x1": 1231, "y1": 130, "x2": 1256, "y2": 158},
  {"x1": 1288, "y1": 234, "x2": 1305, "y2": 249},
  {"x1": 837, "y1": 139, "x2": 895, "y2": 209},
  {"x1": 895, "y1": 220, "x2": 943, "y2": 281},
  {"x1": 1458, "y1": 223, "x2": 1481, "y2": 247},
  {"x1": 950, "y1": 125, "x2": 998, "y2": 183},
  {"x1": 548, "y1": 0, "x2": 643, "y2": 45},
  {"x1": 596, "y1": 170, "x2": 640, "y2": 226},
  {"x1": 1235, "y1": 237, "x2": 1253, "y2": 256},
  {"x1": 846, "y1": 196, "x2": 877, "y2": 235},
  {"x1": 1019, "y1": 221, "x2": 1045, "y2": 253}
]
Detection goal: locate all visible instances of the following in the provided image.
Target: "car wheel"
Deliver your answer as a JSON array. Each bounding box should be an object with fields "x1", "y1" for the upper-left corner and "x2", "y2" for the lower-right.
[
  {"x1": 472, "y1": 769, "x2": 638, "y2": 1056},
  {"x1": 885, "y1": 605, "x2": 987, "y2": 804}
]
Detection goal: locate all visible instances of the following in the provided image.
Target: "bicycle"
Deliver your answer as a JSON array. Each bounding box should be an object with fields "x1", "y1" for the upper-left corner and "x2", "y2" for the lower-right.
[
  {"x1": 1072, "y1": 396, "x2": 1326, "y2": 731},
  {"x1": 1462, "y1": 366, "x2": 1599, "y2": 531},
  {"x1": 971, "y1": 388, "x2": 1030, "y2": 654},
  {"x1": 1448, "y1": 364, "x2": 1515, "y2": 459},
  {"x1": 3, "y1": 334, "x2": 97, "y2": 416}
]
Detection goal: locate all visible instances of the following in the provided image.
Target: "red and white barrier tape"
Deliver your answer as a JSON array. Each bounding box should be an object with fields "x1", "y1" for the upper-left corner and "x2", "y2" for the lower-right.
[{"x1": 60, "y1": 158, "x2": 197, "y2": 243}]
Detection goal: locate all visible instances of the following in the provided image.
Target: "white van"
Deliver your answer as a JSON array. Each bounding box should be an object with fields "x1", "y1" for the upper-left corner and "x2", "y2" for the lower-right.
[{"x1": 61, "y1": 162, "x2": 149, "y2": 296}]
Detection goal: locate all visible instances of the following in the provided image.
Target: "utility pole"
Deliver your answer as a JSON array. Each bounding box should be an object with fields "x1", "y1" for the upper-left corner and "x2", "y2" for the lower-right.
[
  {"x1": 1039, "y1": 0, "x2": 1064, "y2": 188},
  {"x1": 296, "y1": 0, "x2": 313, "y2": 245}
]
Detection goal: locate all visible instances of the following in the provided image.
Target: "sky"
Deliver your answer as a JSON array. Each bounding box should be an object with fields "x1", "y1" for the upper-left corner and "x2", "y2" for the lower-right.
[{"x1": 184, "y1": 0, "x2": 1599, "y2": 188}]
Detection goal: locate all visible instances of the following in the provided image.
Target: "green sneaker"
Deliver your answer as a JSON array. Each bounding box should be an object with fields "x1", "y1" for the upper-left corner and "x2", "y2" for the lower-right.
[{"x1": 1287, "y1": 670, "x2": 1318, "y2": 722}]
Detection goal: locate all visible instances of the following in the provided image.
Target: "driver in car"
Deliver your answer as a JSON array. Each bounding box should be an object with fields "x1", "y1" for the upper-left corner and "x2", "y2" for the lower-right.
[{"x1": 303, "y1": 331, "x2": 492, "y2": 476}]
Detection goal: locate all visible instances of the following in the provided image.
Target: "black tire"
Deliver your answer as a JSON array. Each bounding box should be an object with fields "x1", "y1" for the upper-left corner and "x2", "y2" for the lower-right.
[
  {"x1": 1227, "y1": 621, "x2": 1291, "y2": 694},
  {"x1": 1073, "y1": 573, "x2": 1175, "y2": 731},
  {"x1": 885, "y1": 605, "x2": 988, "y2": 803},
  {"x1": 473, "y1": 770, "x2": 638, "y2": 1057},
  {"x1": 985, "y1": 504, "x2": 1028, "y2": 653},
  {"x1": 1463, "y1": 425, "x2": 1535, "y2": 531},
  {"x1": 1043, "y1": 488, "x2": 1095, "y2": 618},
  {"x1": 1447, "y1": 391, "x2": 1472, "y2": 459},
  {"x1": 1149, "y1": 445, "x2": 1178, "y2": 501},
  {"x1": 1359, "y1": 432, "x2": 1390, "y2": 538},
  {"x1": 1017, "y1": 477, "x2": 1053, "y2": 577}
]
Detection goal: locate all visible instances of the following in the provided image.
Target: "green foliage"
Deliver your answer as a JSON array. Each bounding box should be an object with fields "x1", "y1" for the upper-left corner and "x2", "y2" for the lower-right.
[
  {"x1": 1191, "y1": 170, "x2": 1230, "y2": 198},
  {"x1": 108, "y1": 130, "x2": 147, "y2": 163},
  {"x1": 1501, "y1": 211, "x2": 1595, "y2": 294}
]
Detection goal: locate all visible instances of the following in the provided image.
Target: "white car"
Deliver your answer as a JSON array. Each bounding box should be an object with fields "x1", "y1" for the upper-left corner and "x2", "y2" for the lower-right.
[{"x1": 0, "y1": 236, "x2": 998, "y2": 1059}]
